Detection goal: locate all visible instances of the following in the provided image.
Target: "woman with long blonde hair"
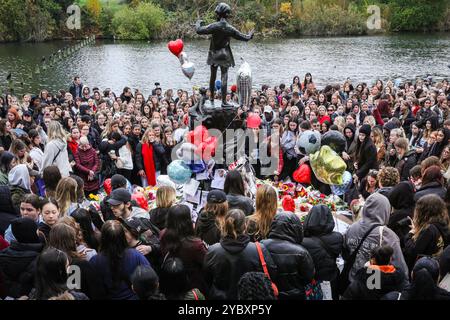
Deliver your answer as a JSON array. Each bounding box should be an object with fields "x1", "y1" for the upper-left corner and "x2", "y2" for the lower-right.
[
  {"x1": 371, "y1": 126, "x2": 386, "y2": 165},
  {"x1": 245, "y1": 184, "x2": 278, "y2": 241},
  {"x1": 149, "y1": 185, "x2": 177, "y2": 230},
  {"x1": 135, "y1": 127, "x2": 166, "y2": 187},
  {"x1": 55, "y1": 176, "x2": 79, "y2": 217},
  {"x1": 42, "y1": 121, "x2": 71, "y2": 177}
]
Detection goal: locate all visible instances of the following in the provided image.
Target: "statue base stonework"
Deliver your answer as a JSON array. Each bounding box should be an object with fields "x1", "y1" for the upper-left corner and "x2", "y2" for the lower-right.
[{"x1": 189, "y1": 99, "x2": 240, "y2": 132}]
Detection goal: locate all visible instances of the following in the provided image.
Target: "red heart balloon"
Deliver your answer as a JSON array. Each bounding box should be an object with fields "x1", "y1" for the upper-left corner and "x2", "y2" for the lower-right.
[
  {"x1": 168, "y1": 39, "x2": 184, "y2": 57},
  {"x1": 194, "y1": 136, "x2": 217, "y2": 161},
  {"x1": 193, "y1": 125, "x2": 209, "y2": 142},
  {"x1": 293, "y1": 164, "x2": 311, "y2": 185}
]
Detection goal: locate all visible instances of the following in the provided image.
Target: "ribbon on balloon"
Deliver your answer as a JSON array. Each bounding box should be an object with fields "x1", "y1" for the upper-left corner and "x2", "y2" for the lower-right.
[{"x1": 168, "y1": 39, "x2": 195, "y2": 80}]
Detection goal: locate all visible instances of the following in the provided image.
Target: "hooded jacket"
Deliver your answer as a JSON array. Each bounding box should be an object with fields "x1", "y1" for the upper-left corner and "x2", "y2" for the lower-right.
[
  {"x1": 388, "y1": 181, "x2": 415, "y2": 247},
  {"x1": 42, "y1": 139, "x2": 71, "y2": 177},
  {"x1": 0, "y1": 241, "x2": 44, "y2": 298},
  {"x1": 261, "y1": 212, "x2": 315, "y2": 299},
  {"x1": 8, "y1": 165, "x2": 32, "y2": 212},
  {"x1": 204, "y1": 235, "x2": 277, "y2": 300},
  {"x1": 195, "y1": 210, "x2": 221, "y2": 246},
  {"x1": 301, "y1": 205, "x2": 343, "y2": 282},
  {"x1": 344, "y1": 193, "x2": 408, "y2": 282},
  {"x1": 344, "y1": 124, "x2": 357, "y2": 156}
]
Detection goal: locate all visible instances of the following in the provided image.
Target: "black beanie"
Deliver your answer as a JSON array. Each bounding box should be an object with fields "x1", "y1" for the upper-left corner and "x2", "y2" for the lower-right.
[
  {"x1": 11, "y1": 218, "x2": 40, "y2": 244},
  {"x1": 359, "y1": 124, "x2": 372, "y2": 136}
]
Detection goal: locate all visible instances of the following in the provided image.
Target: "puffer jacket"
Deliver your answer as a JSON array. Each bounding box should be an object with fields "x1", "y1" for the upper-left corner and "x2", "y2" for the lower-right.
[
  {"x1": 0, "y1": 241, "x2": 44, "y2": 298},
  {"x1": 344, "y1": 193, "x2": 409, "y2": 282},
  {"x1": 261, "y1": 212, "x2": 315, "y2": 299},
  {"x1": 204, "y1": 235, "x2": 277, "y2": 300},
  {"x1": 301, "y1": 205, "x2": 343, "y2": 281}
]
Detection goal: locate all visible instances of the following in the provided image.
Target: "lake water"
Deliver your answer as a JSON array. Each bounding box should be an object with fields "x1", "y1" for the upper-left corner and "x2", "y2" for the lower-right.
[{"x1": 1, "y1": 33, "x2": 450, "y2": 96}]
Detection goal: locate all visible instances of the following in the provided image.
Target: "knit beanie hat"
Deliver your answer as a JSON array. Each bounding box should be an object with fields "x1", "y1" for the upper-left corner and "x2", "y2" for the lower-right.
[
  {"x1": 11, "y1": 218, "x2": 40, "y2": 244},
  {"x1": 359, "y1": 124, "x2": 372, "y2": 136}
]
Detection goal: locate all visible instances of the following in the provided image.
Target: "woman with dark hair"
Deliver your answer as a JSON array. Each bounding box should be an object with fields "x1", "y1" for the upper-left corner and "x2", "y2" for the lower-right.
[
  {"x1": 0, "y1": 151, "x2": 16, "y2": 185},
  {"x1": 71, "y1": 208, "x2": 101, "y2": 251},
  {"x1": 89, "y1": 220, "x2": 150, "y2": 300},
  {"x1": 30, "y1": 247, "x2": 89, "y2": 300},
  {"x1": 43, "y1": 166, "x2": 61, "y2": 198},
  {"x1": 160, "y1": 204, "x2": 207, "y2": 294},
  {"x1": 49, "y1": 223, "x2": 105, "y2": 300},
  {"x1": 384, "y1": 257, "x2": 450, "y2": 300},
  {"x1": 414, "y1": 165, "x2": 447, "y2": 201},
  {"x1": 427, "y1": 127, "x2": 450, "y2": 158},
  {"x1": 224, "y1": 170, "x2": 254, "y2": 215},
  {"x1": 303, "y1": 73, "x2": 314, "y2": 92},
  {"x1": 159, "y1": 257, "x2": 205, "y2": 300},
  {"x1": 0, "y1": 119, "x2": 13, "y2": 152},
  {"x1": 204, "y1": 209, "x2": 277, "y2": 300},
  {"x1": 404, "y1": 195, "x2": 450, "y2": 271},
  {"x1": 131, "y1": 265, "x2": 166, "y2": 300},
  {"x1": 280, "y1": 117, "x2": 298, "y2": 181},
  {"x1": 353, "y1": 124, "x2": 378, "y2": 183},
  {"x1": 291, "y1": 76, "x2": 301, "y2": 92}
]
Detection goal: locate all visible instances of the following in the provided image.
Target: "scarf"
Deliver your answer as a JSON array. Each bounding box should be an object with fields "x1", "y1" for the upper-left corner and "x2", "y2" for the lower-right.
[{"x1": 142, "y1": 142, "x2": 156, "y2": 186}]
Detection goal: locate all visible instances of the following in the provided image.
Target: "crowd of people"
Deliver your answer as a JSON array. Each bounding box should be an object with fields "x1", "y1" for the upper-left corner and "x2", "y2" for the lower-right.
[{"x1": 0, "y1": 73, "x2": 450, "y2": 300}]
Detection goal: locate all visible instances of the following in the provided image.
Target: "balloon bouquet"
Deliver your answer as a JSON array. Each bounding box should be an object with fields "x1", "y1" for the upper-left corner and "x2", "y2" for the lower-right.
[
  {"x1": 295, "y1": 130, "x2": 352, "y2": 197},
  {"x1": 168, "y1": 39, "x2": 195, "y2": 80},
  {"x1": 167, "y1": 125, "x2": 218, "y2": 185}
]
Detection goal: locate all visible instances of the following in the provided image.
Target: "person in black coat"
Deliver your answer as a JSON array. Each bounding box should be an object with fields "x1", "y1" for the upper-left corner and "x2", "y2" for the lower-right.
[
  {"x1": 394, "y1": 138, "x2": 418, "y2": 181},
  {"x1": 261, "y1": 212, "x2": 315, "y2": 300},
  {"x1": 0, "y1": 185, "x2": 20, "y2": 235},
  {"x1": 99, "y1": 132, "x2": 127, "y2": 179},
  {"x1": 439, "y1": 245, "x2": 450, "y2": 280},
  {"x1": 0, "y1": 218, "x2": 44, "y2": 298},
  {"x1": 343, "y1": 246, "x2": 408, "y2": 300},
  {"x1": 388, "y1": 181, "x2": 416, "y2": 248},
  {"x1": 353, "y1": 124, "x2": 378, "y2": 183},
  {"x1": 204, "y1": 209, "x2": 277, "y2": 300},
  {"x1": 383, "y1": 257, "x2": 450, "y2": 300},
  {"x1": 301, "y1": 205, "x2": 343, "y2": 299},
  {"x1": 69, "y1": 76, "x2": 83, "y2": 100},
  {"x1": 404, "y1": 194, "x2": 450, "y2": 272}
]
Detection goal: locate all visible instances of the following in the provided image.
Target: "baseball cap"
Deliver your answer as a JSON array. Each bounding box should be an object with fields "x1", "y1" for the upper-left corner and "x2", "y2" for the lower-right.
[
  {"x1": 107, "y1": 188, "x2": 131, "y2": 206},
  {"x1": 207, "y1": 190, "x2": 227, "y2": 204},
  {"x1": 264, "y1": 105, "x2": 273, "y2": 113},
  {"x1": 23, "y1": 111, "x2": 32, "y2": 117}
]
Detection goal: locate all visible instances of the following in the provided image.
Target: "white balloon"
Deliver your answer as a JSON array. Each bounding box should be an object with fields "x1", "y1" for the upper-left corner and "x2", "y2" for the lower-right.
[
  {"x1": 181, "y1": 61, "x2": 195, "y2": 80},
  {"x1": 178, "y1": 51, "x2": 188, "y2": 65}
]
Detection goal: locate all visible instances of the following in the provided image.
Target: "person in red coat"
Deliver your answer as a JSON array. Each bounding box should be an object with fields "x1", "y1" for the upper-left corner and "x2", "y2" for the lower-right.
[{"x1": 74, "y1": 136, "x2": 100, "y2": 197}]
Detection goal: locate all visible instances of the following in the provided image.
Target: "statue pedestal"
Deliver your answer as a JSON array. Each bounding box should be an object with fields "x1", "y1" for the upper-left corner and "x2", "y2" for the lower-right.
[{"x1": 189, "y1": 99, "x2": 241, "y2": 132}]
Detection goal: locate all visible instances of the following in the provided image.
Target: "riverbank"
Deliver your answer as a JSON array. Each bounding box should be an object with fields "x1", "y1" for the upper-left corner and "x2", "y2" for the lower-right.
[{"x1": 0, "y1": 0, "x2": 449, "y2": 43}]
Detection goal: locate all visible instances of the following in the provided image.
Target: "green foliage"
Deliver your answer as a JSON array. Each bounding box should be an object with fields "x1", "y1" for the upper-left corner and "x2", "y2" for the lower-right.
[
  {"x1": 112, "y1": 2, "x2": 166, "y2": 40},
  {"x1": 388, "y1": 0, "x2": 447, "y2": 31},
  {"x1": 0, "y1": 0, "x2": 449, "y2": 42}
]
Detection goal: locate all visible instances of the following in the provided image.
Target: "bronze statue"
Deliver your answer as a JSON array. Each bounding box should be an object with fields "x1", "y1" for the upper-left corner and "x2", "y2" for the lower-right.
[{"x1": 196, "y1": 2, "x2": 254, "y2": 107}]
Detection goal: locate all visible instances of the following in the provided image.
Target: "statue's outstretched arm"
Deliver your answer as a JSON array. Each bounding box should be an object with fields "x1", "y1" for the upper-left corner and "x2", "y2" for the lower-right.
[
  {"x1": 195, "y1": 20, "x2": 213, "y2": 35},
  {"x1": 230, "y1": 25, "x2": 254, "y2": 42}
]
